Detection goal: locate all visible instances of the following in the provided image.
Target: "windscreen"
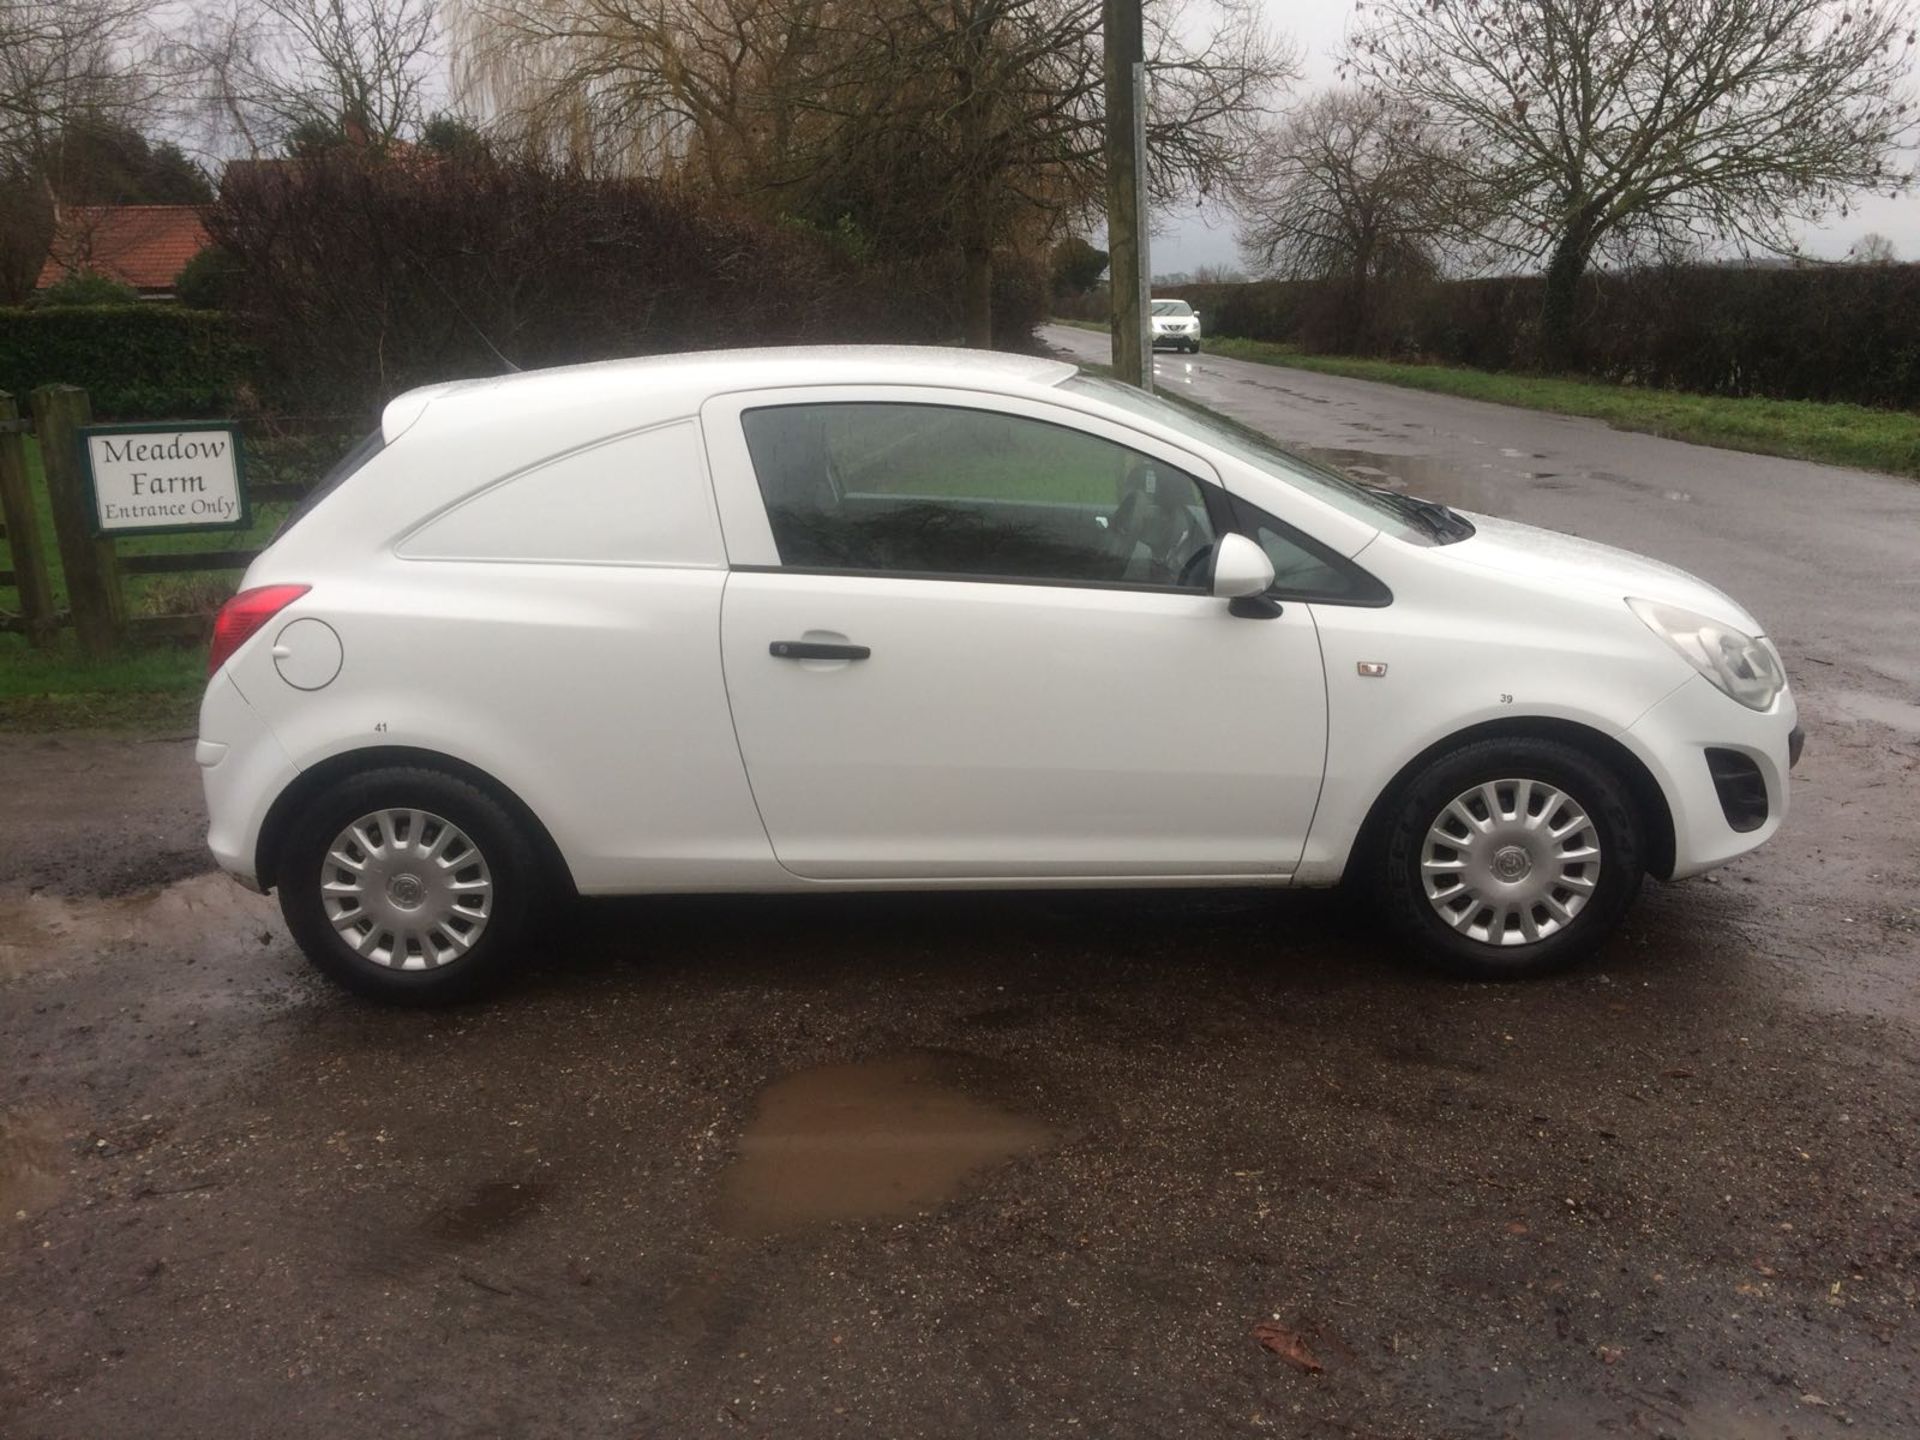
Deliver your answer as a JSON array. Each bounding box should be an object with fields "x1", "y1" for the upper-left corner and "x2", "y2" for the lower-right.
[{"x1": 1061, "y1": 374, "x2": 1442, "y2": 542}]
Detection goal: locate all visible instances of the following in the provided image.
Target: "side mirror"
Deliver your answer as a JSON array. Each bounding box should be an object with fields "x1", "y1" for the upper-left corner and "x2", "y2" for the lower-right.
[
  {"x1": 1209, "y1": 532, "x2": 1275, "y2": 599},
  {"x1": 1210, "y1": 532, "x2": 1282, "y2": 619}
]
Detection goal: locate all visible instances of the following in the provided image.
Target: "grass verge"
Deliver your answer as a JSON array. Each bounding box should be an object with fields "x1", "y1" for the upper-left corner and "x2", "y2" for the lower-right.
[
  {"x1": 1205, "y1": 337, "x2": 1920, "y2": 474},
  {"x1": 0, "y1": 634, "x2": 203, "y2": 731},
  {"x1": 1199, "y1": 338, "x2": 1920, "y2": 477},
  {"x1": 1048, "y1": 318, "x2": 1920, "y2": 476}
]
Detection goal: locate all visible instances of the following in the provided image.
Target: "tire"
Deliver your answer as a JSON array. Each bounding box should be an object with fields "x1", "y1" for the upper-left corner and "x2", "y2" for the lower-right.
[
  {"x1": 277, "y1": 766, "x2": 542, "y2": 1004},
  {"x1": 1378, "y1": 737, "x2": 1643, "y2": 980}
]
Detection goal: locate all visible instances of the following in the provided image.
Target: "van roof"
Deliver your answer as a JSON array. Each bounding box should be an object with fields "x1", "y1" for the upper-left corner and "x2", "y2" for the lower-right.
[{"x1": 382, "y1": 345, "x2": 1078, "y2": 440}]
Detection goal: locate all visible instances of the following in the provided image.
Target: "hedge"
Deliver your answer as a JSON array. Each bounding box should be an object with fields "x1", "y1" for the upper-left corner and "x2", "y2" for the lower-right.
[
  {"x1": 206, "y1": 155, "x2": 1049, "y2": 419},
  {"x1": 1160, "y1": 264, "x2": 1920, "y2": 410},
  {"x1": 0, "y1": 305, "x2": 244, "y2": 420}
]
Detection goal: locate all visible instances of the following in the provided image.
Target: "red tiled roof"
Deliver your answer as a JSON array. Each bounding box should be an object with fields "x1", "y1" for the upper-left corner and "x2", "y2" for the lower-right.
[{"x1": 36, "y1": 205, "x2": 211, "y2": 293}]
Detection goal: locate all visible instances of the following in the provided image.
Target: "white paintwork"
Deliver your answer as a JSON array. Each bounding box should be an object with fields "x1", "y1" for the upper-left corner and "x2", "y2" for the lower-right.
[
  {"x1": 270, "y1": 617, "x2": 342, "y2": 691},
  {"x1": 200, "y1": 672, "x2": 295, "y2": 891},
  {"x1": 1289, "y1": 529, "x2": 1794, "y2": 886},
  {"x1": 198, "y1": 344, "x2": 1794, "y2": 914},
  {"x1": 720, "y1": 571, "x2": 1326, "y2": 879},
  {"x1": 397, "y1": 419, "x2": 723, "y2": 568},
  {"x1": 1210, "y1": 532, "x2": 1274, "y2": 597}
]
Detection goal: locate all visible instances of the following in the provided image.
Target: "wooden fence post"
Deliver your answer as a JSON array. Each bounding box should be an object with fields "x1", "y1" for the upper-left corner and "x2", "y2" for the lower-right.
[
  {"x1": 0, "y1": 391, "x2": 57, "y2": 648},
  {"x1": 30, "y1": 384, "x2": 124, "y2": 657}
]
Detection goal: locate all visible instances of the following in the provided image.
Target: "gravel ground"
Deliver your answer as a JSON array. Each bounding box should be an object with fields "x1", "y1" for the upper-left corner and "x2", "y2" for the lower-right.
[{"x1": 1, "y1": 346, "x2": 1915, "y2": 1438}]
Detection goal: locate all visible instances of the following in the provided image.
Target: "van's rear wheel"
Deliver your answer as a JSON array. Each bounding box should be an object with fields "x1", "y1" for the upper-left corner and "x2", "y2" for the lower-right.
[
  {"x1": 279, "y1": 767, "x2": 538, "y2": 1003},
  {"x1": 1380, "y1": 738, "x2": 1643, "y2": 979}
]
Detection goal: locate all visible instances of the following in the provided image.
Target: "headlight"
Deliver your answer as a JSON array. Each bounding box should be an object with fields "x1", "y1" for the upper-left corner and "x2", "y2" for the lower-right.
[{"x1": 1627, "y1": 598, "x2": 1784, "y2": 711}]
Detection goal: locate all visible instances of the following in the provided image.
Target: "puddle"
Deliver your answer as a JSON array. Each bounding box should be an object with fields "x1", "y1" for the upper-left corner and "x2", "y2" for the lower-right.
[
  {"x1": 1301, "y1": 446, "x2": 1512, "y2": 515},
  {"x1": 0, "y1": 873, "x2": 277, "y2": 978},
  {"x1": 717, "y1": 1053, "x2": 1053, "y2": 1236},
  {"x1": 0, "y1": 1108, "x2": 68, "y2": 1221},
  {"x1": 1824, "y1": 688, "x2": 1920, "y2": 738}
]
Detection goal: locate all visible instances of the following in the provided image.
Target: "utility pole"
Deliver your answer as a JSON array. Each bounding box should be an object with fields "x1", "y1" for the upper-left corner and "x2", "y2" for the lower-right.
[{"x1": 1103, "y1": 0, "x2": 1152, "y2": 392}]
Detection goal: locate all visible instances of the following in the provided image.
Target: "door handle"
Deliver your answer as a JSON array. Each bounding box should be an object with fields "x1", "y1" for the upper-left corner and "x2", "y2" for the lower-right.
[{"x1": 770, "y1": 640, "x2": 871, "y2": 661}]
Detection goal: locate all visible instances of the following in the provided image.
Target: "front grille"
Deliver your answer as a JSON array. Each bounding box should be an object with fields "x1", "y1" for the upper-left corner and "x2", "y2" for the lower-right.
[{"x1": 1705, "y1": 748, "x2": 1768, "y2": 833}]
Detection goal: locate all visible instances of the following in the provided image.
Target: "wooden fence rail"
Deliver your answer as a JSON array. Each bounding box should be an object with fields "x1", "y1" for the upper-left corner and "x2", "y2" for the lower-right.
[{"x1": 0, "y1": 385, "x2": 311, "y2": 652}]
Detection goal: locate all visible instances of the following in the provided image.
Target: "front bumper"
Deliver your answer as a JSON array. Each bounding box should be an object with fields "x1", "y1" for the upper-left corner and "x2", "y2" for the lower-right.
[{"x1": 1622, "y1": 676, "x2": 1798, "y2": 879}]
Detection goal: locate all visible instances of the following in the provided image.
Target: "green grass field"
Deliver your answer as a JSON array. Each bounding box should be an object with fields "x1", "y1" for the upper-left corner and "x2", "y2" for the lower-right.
[
  {"x1": 1, "y1": 436, "x2": 298, "y2": 731},
  {"x1": 1053, "y1": 319, "x2": 1920, "y2": 478}
]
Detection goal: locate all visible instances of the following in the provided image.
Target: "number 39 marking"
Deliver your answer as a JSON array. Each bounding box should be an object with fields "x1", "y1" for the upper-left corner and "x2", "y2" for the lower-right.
[{"x1": 1499, "y1": 694, "x2": 1513, "y2": 705}]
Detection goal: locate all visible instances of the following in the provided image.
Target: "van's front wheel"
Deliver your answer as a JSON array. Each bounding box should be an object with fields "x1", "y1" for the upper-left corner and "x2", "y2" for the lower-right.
[
  {"x1": 1380, "y1": 738, "x2": 1643, "y2": 979},
  {"x1": 278, "y1": 767, "x2": 539, "y2": 1003}
]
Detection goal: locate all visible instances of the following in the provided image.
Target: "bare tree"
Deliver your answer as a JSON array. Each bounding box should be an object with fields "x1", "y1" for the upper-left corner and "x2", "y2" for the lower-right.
[
  {"x1": 1849, "y1": 231, "x2": 1899, "y2": 263},
  {"x1": 453, "y1": 0, "x2": 849, "y2": 186},
  {"x1": 1233, "y1": 88, "x2": 1474, "y2": 346},
  {"x1": 178, "y1": 0, "x2": 441, "y2": 157},
  {"x1": 456, "y1": 0, "x2": 1296, "y2": 344},
  {"x1": 1345, "y1": 0, "x2": 1920, "y2": 364},
  {"x1": 0, "y1": 0, "x2": 163, "y2": 297},
  {"x1": 0, "y1": 0, "x2": 154, "y2": 178},
  {"x1": 819, "y1": 0, "x2": 1293, "y2": 343}
]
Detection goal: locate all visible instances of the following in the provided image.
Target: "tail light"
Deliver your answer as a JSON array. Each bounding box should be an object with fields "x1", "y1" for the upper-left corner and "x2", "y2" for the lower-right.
[{"x1": 208, "y1": 584, "x2": 310, "y2": 677}]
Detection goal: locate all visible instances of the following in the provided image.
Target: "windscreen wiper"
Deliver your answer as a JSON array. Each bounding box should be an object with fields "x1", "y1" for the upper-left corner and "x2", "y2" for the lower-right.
[{"x1": 1401, "y1": 494, "x2": 1476, "y2": 542}]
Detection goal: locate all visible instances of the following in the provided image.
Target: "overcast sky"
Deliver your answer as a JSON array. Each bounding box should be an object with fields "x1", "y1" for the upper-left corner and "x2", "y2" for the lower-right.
[{"x1": 1149, "y1": 0, "x2": 1920, "y2": 276}]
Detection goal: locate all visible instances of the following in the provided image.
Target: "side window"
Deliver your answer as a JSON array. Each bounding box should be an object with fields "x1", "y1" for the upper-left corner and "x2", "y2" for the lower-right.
[
  {"x1": 740, "y1": 402, "x2": 1217, "y2": 588},
  {"x1": 1229, "y1": 496, "x2": 1392, "y2": 606},
  {"x1": 400, "y1": 420, "x2": 721, "y2": 566}
]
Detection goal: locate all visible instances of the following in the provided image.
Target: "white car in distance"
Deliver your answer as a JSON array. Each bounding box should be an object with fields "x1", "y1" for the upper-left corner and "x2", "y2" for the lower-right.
[
  {"x1": 199, "y1": 346, "x2": 1799, "y2": 1003},
  {"x1": 1150, "y1": 299, "x2": 1203, "y2": 353}
]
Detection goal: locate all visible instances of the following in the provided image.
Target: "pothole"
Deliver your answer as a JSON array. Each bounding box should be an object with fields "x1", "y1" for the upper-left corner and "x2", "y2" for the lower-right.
[
  {"x1": 1823, "y1": 687, "x2": 1920, "y2": 738},
  {"x1": 0, "y1": 873, "x2": 278, "y2": 978}
]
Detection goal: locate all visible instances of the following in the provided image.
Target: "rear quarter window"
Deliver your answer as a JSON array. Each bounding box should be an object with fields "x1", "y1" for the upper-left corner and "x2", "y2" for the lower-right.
[{"x1": 398, "y1": 420, "x2": 723, "y2": 567}]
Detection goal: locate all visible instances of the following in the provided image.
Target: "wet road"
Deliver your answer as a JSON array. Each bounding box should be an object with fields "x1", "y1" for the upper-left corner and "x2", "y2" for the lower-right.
[{"x1": 4, "y1": 344, "x2": 1919, "y2": 1436}]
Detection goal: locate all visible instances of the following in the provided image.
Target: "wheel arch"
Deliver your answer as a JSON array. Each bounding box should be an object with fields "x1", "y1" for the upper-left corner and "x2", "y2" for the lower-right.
[
  {"x1": 254, "y1": 745, "x2": 578, "y2": 896},
  {"x1": 1345, "y1": 717, "x2": 1677, "y2": 885}
]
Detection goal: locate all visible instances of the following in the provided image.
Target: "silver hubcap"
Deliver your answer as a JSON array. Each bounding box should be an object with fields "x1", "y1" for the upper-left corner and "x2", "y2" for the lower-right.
[
  {"x1": 320, "y1": 809, "x2": 493, "y2": 969},
  {"x1": 1420, "y1": 779, "x2": 1602, "y2": 947}
]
